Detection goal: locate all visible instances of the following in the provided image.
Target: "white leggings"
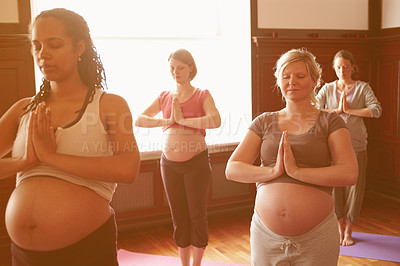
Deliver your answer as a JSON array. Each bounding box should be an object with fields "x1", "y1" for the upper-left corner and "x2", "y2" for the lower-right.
[{"x1": 250, "y1": 210, "x2": 340, "y2": 266}]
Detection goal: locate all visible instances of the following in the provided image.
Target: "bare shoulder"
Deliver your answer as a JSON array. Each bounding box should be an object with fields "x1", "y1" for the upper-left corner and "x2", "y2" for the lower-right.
[
  {"x1": 14, "y1": 97, "x2": 32, "y2": 108},
  {"x1": 100, "y1": 92, "x2": 131, "y2": 112},
  {"x1": 5, "y1": 97, "x2": 33, "y2": 117},
  {"x1": 100, "y1": 92, "x2": 128, "y2": 105},
  {"x1": 0, "y1": 97, "x2": 33, "y2": 136}
]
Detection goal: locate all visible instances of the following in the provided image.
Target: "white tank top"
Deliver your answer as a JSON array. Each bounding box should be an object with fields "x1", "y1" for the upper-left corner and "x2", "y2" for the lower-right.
[{"x1": 12, "y1": 90, "x2": 117, "y2": 202}]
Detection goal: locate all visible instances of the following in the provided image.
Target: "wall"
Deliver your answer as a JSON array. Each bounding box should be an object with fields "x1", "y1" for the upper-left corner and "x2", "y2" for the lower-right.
[
  {"x1": 252, "y1": 0, "x2": 400, "y2": 198},
  {"x1": 0, "y1": 0, "x2": 35, "y2": 260},
  {"x1": 257, "y1": 0, "x2": 368, "y2": 30},
  {"x1": 382, "y1": 0, "x2": 400, "y2": 28},
  {"x1": 110, "y1": 152, "x2": 255, "y2": 232},
  {"x1": 0, "y1": 0, "x2": 19, "y2": 23},
  {"x1": 367, "y1": 37, "x2": 400, "y2": 196}
]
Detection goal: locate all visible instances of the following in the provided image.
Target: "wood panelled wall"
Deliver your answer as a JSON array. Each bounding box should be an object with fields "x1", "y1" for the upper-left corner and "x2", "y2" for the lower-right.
[
  {"x1": 111, "y1": 152, "x2": 255, "y2": 232},
  {"x1": 0, "y1": 36, "x2": 35, "y2": 258},
  {"x1": 368, "y1": 37, "x2": 400, "y2": 197},
  {"x1": 0, "y1": 0, "x2": 35, "y2": 256},
  {"x1": 251, "y1": 36, "x2": 400, "y2": 198},
  {"x1": 251, "y1": 38, "x2": 372, "y2": 117}
]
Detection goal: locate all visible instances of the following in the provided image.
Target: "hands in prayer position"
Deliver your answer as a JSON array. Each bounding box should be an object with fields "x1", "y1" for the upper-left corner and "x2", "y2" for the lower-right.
[{"x1": 29, "y1": 103, "x2": 56, "y2": 165}]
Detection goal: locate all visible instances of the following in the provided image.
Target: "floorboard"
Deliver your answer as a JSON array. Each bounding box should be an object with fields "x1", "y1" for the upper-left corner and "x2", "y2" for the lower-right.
[{"x1": 118, "y1": 191, "x2": 400, "y2": 266}]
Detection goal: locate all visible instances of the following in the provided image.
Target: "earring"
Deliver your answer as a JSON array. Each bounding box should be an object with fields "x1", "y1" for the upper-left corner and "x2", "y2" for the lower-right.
[{"x1": 78, "y1": 56, "x2": 82, "y2": 62}]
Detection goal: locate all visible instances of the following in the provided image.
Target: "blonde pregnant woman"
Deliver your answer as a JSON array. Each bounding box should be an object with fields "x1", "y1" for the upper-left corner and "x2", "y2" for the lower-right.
[
  {"x1": 225, "y1": 49, "x2": 358, "y2": 266},
  {"x1": 0, "y1": 8, "x2": 140, "y2": 266},
  {"x1": 135, "y1": 49, "x2": 221, "y2": 266}
]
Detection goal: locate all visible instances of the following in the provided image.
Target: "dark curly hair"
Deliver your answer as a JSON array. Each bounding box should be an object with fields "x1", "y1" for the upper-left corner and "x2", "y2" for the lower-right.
[{"x1": 24, "y1": 8, "x2": 107, "y2": 114}]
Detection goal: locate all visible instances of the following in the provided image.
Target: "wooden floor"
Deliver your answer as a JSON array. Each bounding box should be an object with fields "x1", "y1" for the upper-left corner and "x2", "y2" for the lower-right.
[
  {"x1": 0, "y1": 191, "x2": 398, "y2": 265},
  {"x1": 118, "y1": 191, "x2": 400, "y2": 266}
]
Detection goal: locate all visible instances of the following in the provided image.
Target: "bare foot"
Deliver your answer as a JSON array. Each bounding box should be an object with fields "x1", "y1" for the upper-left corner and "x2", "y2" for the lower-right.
[
  {"x1": 341, "y1": 219, "x2": 354, "y2": 246},
  {"x1": 337, "y1": 219, "x2": 345, "y2": 245},
  {"x1": 342, "y1": 234, "x2": 354, "y2": 246}
]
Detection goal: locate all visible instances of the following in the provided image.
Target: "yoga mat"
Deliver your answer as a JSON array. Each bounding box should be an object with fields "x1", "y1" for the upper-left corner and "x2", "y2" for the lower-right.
[
  {"x1": 118, "y1": 249, "x2": 249, "y2": 266},
  {"x1": 339, "y1": 232, "x2": 400, "y2": 262}
]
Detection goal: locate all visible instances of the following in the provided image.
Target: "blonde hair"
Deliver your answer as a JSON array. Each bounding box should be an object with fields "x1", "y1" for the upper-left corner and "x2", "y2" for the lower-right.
[
  {"x1": 274, "y1": 48, "x2": 323, "y2": 106},
  {"x1": 168, "y1": 48, "x2": 197, "y2": 81}
]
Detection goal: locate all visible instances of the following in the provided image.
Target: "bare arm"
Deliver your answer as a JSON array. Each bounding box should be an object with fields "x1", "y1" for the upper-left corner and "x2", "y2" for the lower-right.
[
  {"x1": 283, "y1": 128, "x2": 358, "y2": 187},
  {"x1": 0, "y1": 98, "x2": 39, "y2": 179},
  {"x1": 174, "y1": 94, "x2": 221, "y2": 129},
  {"x1": 32, "y1": 94, "x2": 140, "y2": 184},
  {"x1": 135, "y1": 97, "x2": 174, "y2": 128},
  {"x1": 225, "y1": 130, "x2": 284, "y2": 183}
]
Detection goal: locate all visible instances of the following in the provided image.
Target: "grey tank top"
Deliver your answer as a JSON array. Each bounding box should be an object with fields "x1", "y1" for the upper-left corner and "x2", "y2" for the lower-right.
[{"x1": 249, "y1": 111, "x2": 347, "y2": 194}]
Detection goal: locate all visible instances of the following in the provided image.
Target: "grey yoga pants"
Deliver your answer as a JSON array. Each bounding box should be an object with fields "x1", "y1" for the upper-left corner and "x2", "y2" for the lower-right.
[
  {"x1": 333, "y1": 150, "x2": 367, "y2": 222},
  {"x1": 250, "y1": 210, "x2": 340, "y2": 266}
]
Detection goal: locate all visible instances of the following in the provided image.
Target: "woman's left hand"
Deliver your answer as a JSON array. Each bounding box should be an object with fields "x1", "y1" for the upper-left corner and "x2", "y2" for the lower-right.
[
  {"x1": 32, "y1": 103, "x2": 57, "y2": 163},
  {"x1": 282, "y1": 131, "x2": 298, "y2": 177},
  {"x1": 172, "y1": 97, "x2": 184, "y2": 124}
]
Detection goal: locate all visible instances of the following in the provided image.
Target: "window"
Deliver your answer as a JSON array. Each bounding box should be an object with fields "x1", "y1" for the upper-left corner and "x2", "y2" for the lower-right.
[{"x1": 31, "y1": 0, "x2": 252, "y2": 153}]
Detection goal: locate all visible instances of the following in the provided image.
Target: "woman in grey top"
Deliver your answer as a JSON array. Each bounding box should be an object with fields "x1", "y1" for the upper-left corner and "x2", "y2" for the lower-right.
[
  {"x1": 226, "y1": 48, "x2": 358, "y2": 265},
  {"x1": 316, "y1": 50, "x2": 382, "y2": 246}
]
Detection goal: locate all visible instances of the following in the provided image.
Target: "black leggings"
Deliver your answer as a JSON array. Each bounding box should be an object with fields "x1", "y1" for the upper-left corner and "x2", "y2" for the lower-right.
[
  {"x1": 11, "y1": 209, "x2": 118, "y2": 266},
  {"x1": 160, "y1": 149, "x2": 212, "y2": 248}
]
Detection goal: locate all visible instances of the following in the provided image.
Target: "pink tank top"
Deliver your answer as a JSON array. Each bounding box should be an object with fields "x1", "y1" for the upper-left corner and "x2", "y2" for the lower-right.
[{"x1": 158, "y1": 88, "x2": 210, "y2": 136}]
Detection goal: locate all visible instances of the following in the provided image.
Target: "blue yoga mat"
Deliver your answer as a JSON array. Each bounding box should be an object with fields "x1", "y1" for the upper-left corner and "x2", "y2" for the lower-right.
[{"x1": 339, "y1": 232, "x2": 400, "y2": 262}]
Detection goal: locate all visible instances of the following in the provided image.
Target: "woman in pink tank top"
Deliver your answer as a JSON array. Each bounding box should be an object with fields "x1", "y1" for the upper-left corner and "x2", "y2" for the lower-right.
[{"x1": 135, "y1": 49, "x2": 221, "y2": 266}]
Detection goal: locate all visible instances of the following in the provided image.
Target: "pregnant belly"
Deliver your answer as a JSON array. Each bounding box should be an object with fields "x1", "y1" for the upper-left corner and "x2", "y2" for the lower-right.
[
  {"x1": 255, "y1": 183, "x2": 334, "y2": 236},
  {"x1": 5, "y1": 177, "x2": 111, "y2": 251},
  {"x1": 163, "y1": 128, "x2": 207, "y2": 162}
]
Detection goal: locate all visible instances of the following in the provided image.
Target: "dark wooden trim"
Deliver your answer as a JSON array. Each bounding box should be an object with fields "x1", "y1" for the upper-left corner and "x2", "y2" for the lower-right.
[
  {"x1": 398, "y1": 60, "x2": 400, "y2": 137},
  {"x1": 250, "y1": 0, "x2": 258, "y2": 37},
  {"x1": 113, "y1": 150, "x2": 255, "y2": 232},
  {"x1": 367, "y1": 179, "x2": 400, "y2": 201},
  {"x1": 380, "y1": 27, "x2": 400, "y2": 38},
  {"x1": 0, "y1": 32, "x2": 36, "y2": 256},
  {"x1": 369, "y1": 0, "x2": 381, "y2": 37},
  {"x1": 116, "y1": 197, "x2": 255, "y2": 232},
  {"x1": 252, "y1": 28, "x2": 371, "y2": 39}
]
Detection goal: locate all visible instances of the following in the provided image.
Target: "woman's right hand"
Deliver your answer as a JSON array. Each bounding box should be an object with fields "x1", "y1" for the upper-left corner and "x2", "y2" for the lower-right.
[
  {"x1": 24, "y1": 113, "x2": 40, "y2": 168},
  {"x1": 168, "y1": 97, "x2": 178, "y2": 126},
  {"x1": 31, "y1": 103, "x2": 57, "y2": 164}
]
